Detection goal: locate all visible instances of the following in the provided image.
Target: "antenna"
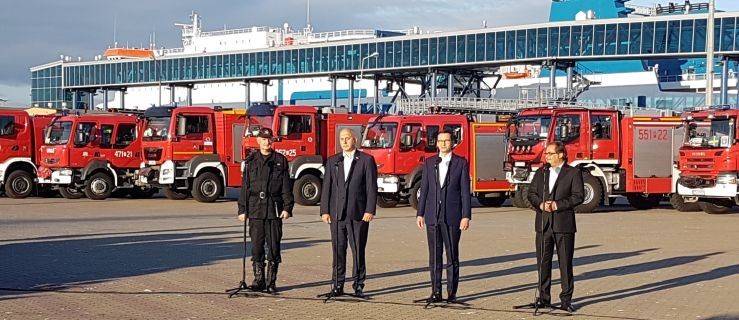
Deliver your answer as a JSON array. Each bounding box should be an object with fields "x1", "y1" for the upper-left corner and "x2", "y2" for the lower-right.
[
  {"x1": 113, "y1": 14, "x2": 117, "y2": 47},
  {"x1": 307, "y1": 0, "x2": 311, "y2": 27}
]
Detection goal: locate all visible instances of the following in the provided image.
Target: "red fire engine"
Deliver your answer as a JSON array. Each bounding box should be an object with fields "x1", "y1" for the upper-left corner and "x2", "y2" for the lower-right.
[
  {"x1": 242, "y1": 104, "x2": 374, "y2": 205},
  {"x1": 360, "y1": 112, "x2": 514, "y2": 209},
  {"x1": 36, "y1": 111, "x2": 152, "y2": 200},
  {"x1": 505, "y1": 106, "x2": 698, "y2": 213},
  {"x1": 138, "y1": 106, "x2": 246, "y2": 202},
  {"x1": 677, "y1": 106, "x2": 739, "y2": 214},
  {"x1": 0, "y1": 108, "x2": 54, "y2": 198}
]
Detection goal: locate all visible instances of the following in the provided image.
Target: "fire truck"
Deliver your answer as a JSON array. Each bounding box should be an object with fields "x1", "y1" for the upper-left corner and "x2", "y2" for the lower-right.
[
  {"x1": 0, "y1": 108, "x2": 54, "y2": 198},
  {"x1": 505, "y1": 106, "x2": 698, "y2": 213},
  {"x1": 138, "y1": 106, "x2": 246, "y2": 202},
  {"x1": 360, "y1": 112, "x2": 514, "y2": 209},
  {"x1": 36, "y1": 111, "x2": 153, "y2": 200},
  {"x1": 242, "y1": 105, "x2": 374, "y2": 205},
  {"x1": 676, "y1": 106, "x2": 739, "y2": 214}
]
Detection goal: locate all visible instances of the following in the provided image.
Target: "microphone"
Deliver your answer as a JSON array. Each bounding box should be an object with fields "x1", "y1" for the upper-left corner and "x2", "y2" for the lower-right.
[
  {"x1": 434, "y1": 157, "x2": 442, "y2": 169},
  {"x1": 335, "y1": 155, "x2": 344, "y2": 167}
]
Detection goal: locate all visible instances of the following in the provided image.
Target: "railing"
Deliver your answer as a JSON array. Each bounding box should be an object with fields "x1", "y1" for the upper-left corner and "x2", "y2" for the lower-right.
[
  {"x1": 659, "y1": 73, "x2": 736, "y2": 83},
  {"x1": 199, "y1": 26, "x2": 272, "y2": 37},
  {"x1": 396, "y1": 97, "x2": 675, "y2": 116},
  {"x1": 625, "y1": 4, "x2": 657, "y2": 16},
  {"x1": 309, "y1": 29, "x2": 377, "y2": 41}
]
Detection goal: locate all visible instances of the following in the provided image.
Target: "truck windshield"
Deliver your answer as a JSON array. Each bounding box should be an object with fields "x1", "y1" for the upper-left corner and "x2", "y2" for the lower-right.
[
  {"x1": 45, "y1": 121, "x2": 72, "y2": 145},
  {"x1": 245, "y1": 115, "x2": 274, "y2": 137},
  {"x1": 143, "y1": 116, "x2": 171, "y2": 141},
  {"x1": 361, "y1": 123, "x2": 397, "y2": 149},
  {"x1": 512, "y1": 116, "x2": 551, "y2": 140},
  {"x1": 687, "y1": 118, "x2": 734, "y2": 148}
]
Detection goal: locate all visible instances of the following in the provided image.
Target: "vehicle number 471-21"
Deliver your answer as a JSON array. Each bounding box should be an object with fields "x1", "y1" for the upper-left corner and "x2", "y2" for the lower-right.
[{"x1": 637, "y1": 129, "x2": 668, "y2": 141}]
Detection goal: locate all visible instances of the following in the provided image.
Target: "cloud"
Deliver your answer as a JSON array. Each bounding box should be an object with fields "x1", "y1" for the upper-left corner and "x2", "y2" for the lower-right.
[{"x1": 0, "y1": 83, "x2": 31, "y2": 107}]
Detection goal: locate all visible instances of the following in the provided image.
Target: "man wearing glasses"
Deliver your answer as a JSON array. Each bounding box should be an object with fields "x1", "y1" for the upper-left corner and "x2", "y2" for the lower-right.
[
  {"x1": 237, "y1": 128, "x2": 294, "y2": 294},
  {"x1": 526, "y1": 141, "x2": 584, "y2": 313},
  {"x1": 416, "y1": 131, "x2": 471, "y2": 304}
]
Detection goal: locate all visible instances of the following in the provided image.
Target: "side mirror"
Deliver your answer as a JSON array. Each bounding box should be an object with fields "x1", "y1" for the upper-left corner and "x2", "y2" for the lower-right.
[
  {"x1": 74, "y1": 131, "x2": 88, "y2": 146},
  {"x1": 279, "y1": 115, "x2": 289, "y2": 136},
  {"x1": 400, "y1": 134, "x2": 413, "y2": 151},
  {"x1": 176, "y1": 116, "x2": 187, "y2": 137},
  {"x1": 402, "y1": 124, "x2": 413, "y2": 134}
]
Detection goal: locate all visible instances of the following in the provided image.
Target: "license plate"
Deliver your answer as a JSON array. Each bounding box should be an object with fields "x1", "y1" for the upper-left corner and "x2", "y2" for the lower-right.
[
  {"x1": 692, "y1": 190, "x2": 705, "y2": 196},
  {"x1": 46, "y1": 148, "x2": 55, "y2": 153}
]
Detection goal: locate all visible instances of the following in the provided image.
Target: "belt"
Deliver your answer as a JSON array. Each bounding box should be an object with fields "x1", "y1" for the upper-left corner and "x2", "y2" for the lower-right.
[{"x1": 249, "y1": 192, "x2": 281, "y2": 199}]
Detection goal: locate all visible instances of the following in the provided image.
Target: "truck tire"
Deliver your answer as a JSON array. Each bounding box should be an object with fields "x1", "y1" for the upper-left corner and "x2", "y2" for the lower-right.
[
  {"x1": 669, "y1": 194, "x2": 701, "y2": 212},
  {"x1": 575, "y1": 172, "x2": 602, "y2": 213},
  {"x1": 518, "y1": 184, "x2": 534, "y2": 209},
  {"x1": 626, "y1": 193, "x2": 662, "y2": 210},
  {"x1": 192, "y1": 172, "x2": 222, "y2": 203},
  {"x1": 163, "y1": 187, "x2": 190, "y2": 200},
  {"x1": 5, "y1": 170, "x2": 34, "y2": 199},
  {"x1": 84, "y1": 172, "x2": 114, "y2": 200},
  {"x1": 131, "y1": 186, "x2": 158, "y2": 199},
  {"x1": 477, "y1": 195, "x2": 507, "y2": 207},
  {"x1": 59, "y1": 186, "x2": 84, "y2": 199},
  {"x1": 698, "y1": 200, "x2": 733, "y2": 214},
  {"x1": 512, "y1": 190, "x2": 526, "y2": 208},
  {"x1": 377, "y1": 194, "x2": 399, "y2": 208},
  {"x1": 409, "y1": 181, "x2": 421, "y2": 210},
  {"x1": 293, "y1": 175, "x2": 321, "y2": 206}
]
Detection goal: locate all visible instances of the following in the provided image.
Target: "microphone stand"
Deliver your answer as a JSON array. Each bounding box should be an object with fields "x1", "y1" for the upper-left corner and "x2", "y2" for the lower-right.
[{"x1": 226, "y1": 218, "x2": 258, "y2": 298}]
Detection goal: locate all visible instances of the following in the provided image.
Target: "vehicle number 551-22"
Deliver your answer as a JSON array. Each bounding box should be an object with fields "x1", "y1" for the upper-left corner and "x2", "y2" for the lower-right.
[{"x1": 637, "y1": 129, "x2": 669, "y2": 141}]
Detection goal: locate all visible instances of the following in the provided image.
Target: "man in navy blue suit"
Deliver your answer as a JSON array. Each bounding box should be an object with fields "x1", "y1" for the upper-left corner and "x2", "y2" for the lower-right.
[{"x1": 416, "y1": 131, "x2": 471, "y2": 304}]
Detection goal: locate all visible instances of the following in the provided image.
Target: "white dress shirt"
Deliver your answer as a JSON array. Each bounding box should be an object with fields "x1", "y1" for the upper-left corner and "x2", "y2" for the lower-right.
[
  {"x1": 438, "y1": 152, "x2": 452, "y2": 187},
  {"x1": 548, "y1": 163, "x2": 563, "y2": 195},
  {"x1": 343, "y1": 149, "x2": 356, "y2": 181}
]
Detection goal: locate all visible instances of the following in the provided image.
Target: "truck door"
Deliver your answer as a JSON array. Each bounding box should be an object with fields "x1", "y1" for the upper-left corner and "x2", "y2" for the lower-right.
[
  {"x1": 552, "y1": 112, "x2": 587, "y2": 163},
  {"x1": 71, "y1": 121, "x2": 96, "y2": 167},
  {"x1": 93, "y1": 123, "x2": 115, "y2": 163},
  {"x1": 172, "y1": 113, "x2": 214, "y2": 161},
  {"x1": 589, "y1": 112, "x2": 619, "y2": 161},
  {"x1": 0, "y1": 114, "x2": 22, "y2": 160},
  {"x1": 396, "y1": 123, "x2": 424, "y2": 172},
  {"x1": 112, "y1": 123, "x2": 140, "y2": 168},
  {"x1": 443, "y1": 122, "x2": 467, "y2": 157},
  {"x1": 276, "y1": 113, "x2": 315, "y2": 161}
]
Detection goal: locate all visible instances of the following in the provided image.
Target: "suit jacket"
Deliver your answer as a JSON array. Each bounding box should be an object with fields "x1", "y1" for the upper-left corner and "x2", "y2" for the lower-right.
[
  {"x1": 237, "y1": 151, "x2": 294, "y2": 219},
  {"x1": 416, "y1": 154, "x2": 471, "y2": 227},
  {"x1": 527, "y1": 164, "x2": 584, "y2": 233},
  {"x1": 320, "y1": 150, "x2": 378, "y2": 221}
]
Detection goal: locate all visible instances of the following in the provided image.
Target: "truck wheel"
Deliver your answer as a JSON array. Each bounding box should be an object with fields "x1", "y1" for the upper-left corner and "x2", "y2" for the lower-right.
[
  {"x1": 59, "y1": 186, "x2": 84, "y2": 199},
  {"x1": 512, "y1": 190, "x2": 526, "y2": 208},
  {"x1": 698, "y1": 200, "x2": 733, "y2": 214},
  {"x1": 131, "y1": 186, "x2": 158, "y2": 199},
  {"x1": 409, "y1": 182, "x2": 421, "y2": 210},
  {"x1": 377, "y1": 194, "x2": 398, "y2": 208},
  {"x1": 5, "y1": 170, "x2": 34, "y2": 199},
  {"x1": 477, "y1": 195, "x2": 507, "y2": 207},
  {"x1": 84, "y1": 172, "x2": 114, "y2": 200},
  {"x1": 163, "y1": 187, "x2": 190, "y2": 200},
  {"x1": 192, "y1": 172, "x2": 222, "y2": 203},
  {"x1": 518, "y1": 184, "x2": 534, "y2": 209},
  {"x1": 293, "y1": 175, "x2": 321, "y2": 206},
  {"x1": 575, "y1": 172, "x2": 602, "y2": 213},
  {"x1": 669, "y1": 194, "x2": 701, "y2": 212},
  {"x1": 626, "y1": 193, "x2": 662, "y2": 210}
]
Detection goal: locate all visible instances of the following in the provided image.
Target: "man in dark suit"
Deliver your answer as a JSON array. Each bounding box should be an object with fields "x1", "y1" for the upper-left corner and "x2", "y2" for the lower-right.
[
  {"x1": 320, "y1": 128, "x2": 378, "y2": 299},
  {"x1": 527, "y1": 141, "x2": 584, "y2": 312},
  {"x1": 416, "y1": 131, "x2": 471, "y2": 304}
]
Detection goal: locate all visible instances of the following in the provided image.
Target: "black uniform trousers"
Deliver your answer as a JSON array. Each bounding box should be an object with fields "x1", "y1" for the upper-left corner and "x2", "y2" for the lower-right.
[
  {"x1": 536, "y1": 220, "x2": 575, "y2": 304},
  {"x1": 330, "y1": 217, "x2": 369, "y2": 290},
  {"x1": 250, "y1": 218, "x2": 283, "y2": 264},
  {"x1": 426, "y1": 223, "x2": 461, "y2": 296}
]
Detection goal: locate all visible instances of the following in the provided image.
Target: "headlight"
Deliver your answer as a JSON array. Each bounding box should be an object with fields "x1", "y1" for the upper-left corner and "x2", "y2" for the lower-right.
[
  {"x1": 59, "y1": 169, "x2": 73, "y2": 176},
  {"x1": 162, "y1": 169, "x2": 172, "y2": 176},
  {"x1": 381, "y1": 176, "x2": 399, "y2": 184},
  {"x1": 716, "y1": 173, "x2": 737, "y2": 184}
]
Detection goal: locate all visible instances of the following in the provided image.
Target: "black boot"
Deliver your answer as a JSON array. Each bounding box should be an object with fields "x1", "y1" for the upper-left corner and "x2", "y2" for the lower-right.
[
  {"x1": 250, "y1": 262, "x2": 265, "y2": 291},
  {"x1": 265, "y1": 262, "x2": 279, "y2": 294}
]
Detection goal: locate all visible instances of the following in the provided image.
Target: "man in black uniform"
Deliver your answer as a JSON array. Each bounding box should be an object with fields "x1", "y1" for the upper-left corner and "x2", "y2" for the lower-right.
[
  {"x1": 527, "y1": 141, "x2": 583, "y2": 312},
  {"x1": 320, "y1": 128, "x2": 377, "y2": 298},
  {"x1": 237, "y1": 127, "x2": 294, "y2": 294}
]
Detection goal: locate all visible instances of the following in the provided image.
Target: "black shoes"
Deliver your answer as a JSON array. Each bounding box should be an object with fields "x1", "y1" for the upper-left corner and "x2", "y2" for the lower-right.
[
  {"x1": 250, "y1": 263, "x2": 266, "y2": 291},
  {"x1": 534, "y1": 298, "x2": 551, "y2": 308},
  {"x1": 427, "y1": 292, "x2": 444, "y2": 303},
  {"x1": 353, "y1": 288, "x2": 367, "y2": 299},
  {"x1": 330, "y1": 286, "x2": 344, "y2": 297},
  {"x1": 561, "y1": 302, "x2": 576, "y2": 312}
]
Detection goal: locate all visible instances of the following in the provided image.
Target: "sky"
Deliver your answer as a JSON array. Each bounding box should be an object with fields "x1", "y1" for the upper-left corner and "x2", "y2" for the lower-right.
[{"x1": 1, "y1": 0, "x2": 739, "y2": 106}]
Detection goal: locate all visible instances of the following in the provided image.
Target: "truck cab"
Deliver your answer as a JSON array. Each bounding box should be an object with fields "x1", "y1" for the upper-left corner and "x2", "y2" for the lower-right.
[
  {"x1": 139, "y1": 106, "x2": 246, "y2": 202},
  {"x1": 36, "y1": 112, "x2": 149, "y2": 200},
  {"x1": 0, "y1": 109, "x2": 53, "y2": 198},
  {"x1": 677, "y1": 106, "x2": 739, "y2": 213}
]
